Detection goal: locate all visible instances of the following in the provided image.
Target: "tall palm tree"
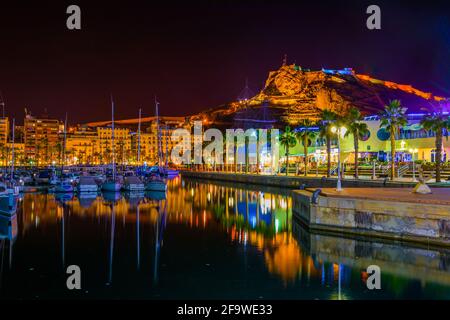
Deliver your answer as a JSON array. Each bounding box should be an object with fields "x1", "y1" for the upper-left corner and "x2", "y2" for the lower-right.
[
  {"x1": 319, "y1": 110, "x2": 337, "y2": 177},
  {"x1": 379, "y1": 100, "x2": 408, "y2": 180},
  {"x1": 344, "y1": 107, "x2": 369, "y2": 179},
  {"x1": 420, "y1": 103, "x2": 450, "y2": 182},
  {"x1": 280, "y1": 126, "x2": 297, "y2": 176},
  {"x1": 296, "y1": 119, "x2": 317, "y2": 177}
]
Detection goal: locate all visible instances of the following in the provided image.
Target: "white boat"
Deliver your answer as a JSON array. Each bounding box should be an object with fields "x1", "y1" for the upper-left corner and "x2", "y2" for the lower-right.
[
  {"x1": 145, "y1": 179, "x2": 167, "y2": 192},
  {"x1": 77, "y1": 176, "x2": 99, "y2": 193},
  {"x1": 122, "y1": 176, "x2": 145, "y2": 191}
]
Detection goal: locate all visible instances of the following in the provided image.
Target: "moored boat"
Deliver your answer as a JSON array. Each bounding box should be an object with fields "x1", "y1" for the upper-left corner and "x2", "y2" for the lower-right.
[
  {"x1": 122, "y1": 176, "x2": 145, "y2": 191},
  {"x1": 0, "y1": 186, "x2": 18, "y2": 217},
  {"x1": 77, "y1": 176, "x2": 99, "y2": 193},
  {"x1": 145, "y1": 178, "x2": 167, "y2": 192},
  {"x1": 53, "y1": 180, "x2": 74, "y2": 193},
  {"x1": 102, "y1": 179, "x2": 122, "y2": 192}
]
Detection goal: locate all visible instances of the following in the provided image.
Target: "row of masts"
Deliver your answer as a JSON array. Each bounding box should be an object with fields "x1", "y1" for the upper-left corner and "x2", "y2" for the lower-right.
[{"x1": 5, "y1": 96, "x2": 166, "y2": 183}]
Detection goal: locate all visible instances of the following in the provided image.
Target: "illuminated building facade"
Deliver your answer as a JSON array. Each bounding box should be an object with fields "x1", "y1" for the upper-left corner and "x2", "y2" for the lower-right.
[
  {"x1": 0, "y1": 117, "x2": 9, "y2": 146},
  {"x1": 24, "y1": 114, "x2": 61, "y2": 165},
  {"x1": 66, "y1": 126, "x2": 100, "y2": 165}
]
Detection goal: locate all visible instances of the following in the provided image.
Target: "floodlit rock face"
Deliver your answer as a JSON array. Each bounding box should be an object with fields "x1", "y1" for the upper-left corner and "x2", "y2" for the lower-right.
[{"x1": 192, "y1": 64, "x2": 444, "y2": 128}]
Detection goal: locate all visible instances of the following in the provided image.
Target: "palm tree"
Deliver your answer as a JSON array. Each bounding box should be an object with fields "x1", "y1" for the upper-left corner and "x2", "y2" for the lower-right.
[
  {"x1": 344, "y1": 107, "x2": 369, "y2": 179},
  {"x1": 296, "y1": 120, "x2": 317, "y2": 176},
  {"x1": 379, "y1": 100, "x2": 408, "y2": 180},
  {"x1": 420, "y1": 103, "x2": 450, "y2": 182},
  {"x1": 319, "y1": 110, "x2": 338, "y2": 177},
  {"x1": 280, "y1": 126, "x2": 297, "y2": 176}
]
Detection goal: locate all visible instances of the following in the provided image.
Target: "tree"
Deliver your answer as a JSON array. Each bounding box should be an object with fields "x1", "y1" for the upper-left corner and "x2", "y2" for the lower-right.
[
  {"x1": 280, "y1": 126, "x2": 297, "y2": 176},
  {"x1": 344, "y1": 107, "x2": 369, "y2": 179},
  {"x1": 319, "y1": 110, "x2": 338, "y2": 177},
  {"x1": 379, "y1": 100, "x2": 408, "y2": 180},
  {"x1": 296, "y1": 119, "x2": 317, "y2": 177},
  {"x1": 420, "y1": 102, "x2": 450, "y2": 182}
]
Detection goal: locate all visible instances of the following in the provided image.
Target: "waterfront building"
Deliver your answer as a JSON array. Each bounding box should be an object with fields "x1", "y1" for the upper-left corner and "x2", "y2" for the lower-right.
[
  {"x1": 66, "y1": 126, "x2": 100, "y2": 165},
  {"x1": 281, "y1": 115, "x2": 450, "y2": 169},
  {"x1": 86, "y1": 115, "x2": 186, "y2": 165},
  {"x1": 0, "y1": 117, "x2": 9, "y2": 146},
  {"x1": 130, "y1": 132, "x2": 154, "y2": 165},
  {"x1": 24, "y1": 113, "x2": 61, "y2": 166},
  {"x1": 97, "y1": 126, "x2": 131, "y2": 165}
]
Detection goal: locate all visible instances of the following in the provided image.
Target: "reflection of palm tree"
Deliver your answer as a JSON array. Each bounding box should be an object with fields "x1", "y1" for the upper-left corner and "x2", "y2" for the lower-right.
[{"x1": 379, "y1": 100, "x2": 408, "y2": 180}]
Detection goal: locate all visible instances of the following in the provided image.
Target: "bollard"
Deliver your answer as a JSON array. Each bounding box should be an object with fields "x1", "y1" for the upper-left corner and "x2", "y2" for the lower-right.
[{"x1": 312, "y1": 188, "x2": 321, "y2": 204}]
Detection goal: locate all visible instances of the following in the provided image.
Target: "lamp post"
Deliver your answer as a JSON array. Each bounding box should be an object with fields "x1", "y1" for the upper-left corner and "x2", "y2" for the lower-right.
[
  {"x1": 331, "y1": 125, "x2": 347, "y2": 192},
  {"x1": 409, "y1": 148, "x2": 418, "y2": 182},
  {"x1": 314, "y1": 149, "x2": 321, "y2": 177}
]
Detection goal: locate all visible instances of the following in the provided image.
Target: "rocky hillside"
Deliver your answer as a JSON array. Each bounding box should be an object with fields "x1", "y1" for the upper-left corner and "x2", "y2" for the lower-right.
[{"x1": 192, "y1": 64, "x2": 444, "y2": 128}]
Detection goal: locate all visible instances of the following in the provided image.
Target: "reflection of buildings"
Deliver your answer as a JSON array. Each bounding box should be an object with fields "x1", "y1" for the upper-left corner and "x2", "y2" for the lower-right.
[{"x1": 15, "y1": 179, "x2": 342, "y2": 288}]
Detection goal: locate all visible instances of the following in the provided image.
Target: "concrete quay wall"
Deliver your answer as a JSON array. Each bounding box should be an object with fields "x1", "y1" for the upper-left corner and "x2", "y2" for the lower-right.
[{"x1": 292, "y1": 189, "x2": 450, "y2": 247}]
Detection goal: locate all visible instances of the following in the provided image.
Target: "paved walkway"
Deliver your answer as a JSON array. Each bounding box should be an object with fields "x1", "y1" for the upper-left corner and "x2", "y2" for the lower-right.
[{"x1": 319, "y1": 187, "x2": 450, "y2": 206}]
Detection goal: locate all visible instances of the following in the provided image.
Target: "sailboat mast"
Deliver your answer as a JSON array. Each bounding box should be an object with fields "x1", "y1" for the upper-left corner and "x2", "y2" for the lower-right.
[
  {"x1": 62, "y1": 113, "x2": 67, "y2": 174},
  {"x1": 155, "y1": 98, "x2": 162, "y2": 167},
  {"x1": 165, "y1": 124, "x2": 168, "y2": 167},
  {"x1": 111, "y1": 96, "x2": 116, "y2": 180},
  {"x1": 10, "y1": 118, "x2": 15, "y2": 181},
  {"x1": 137, "y1": 108, "x2": 141, "y2": 165}
]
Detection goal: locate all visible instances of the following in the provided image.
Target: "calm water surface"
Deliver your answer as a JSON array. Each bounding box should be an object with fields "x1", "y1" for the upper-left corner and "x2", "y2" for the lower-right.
[{"x1": 1, "y1": 177, "x2": 450, "y2": 299}]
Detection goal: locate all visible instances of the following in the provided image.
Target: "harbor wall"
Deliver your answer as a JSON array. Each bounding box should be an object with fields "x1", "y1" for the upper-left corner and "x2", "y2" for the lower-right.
[
  {"x1": 180, "y1": 171, "x2": 417, "y2": 189},
  {"x1": 292, "y1": 189, "x2": 450, "y2": 247}
]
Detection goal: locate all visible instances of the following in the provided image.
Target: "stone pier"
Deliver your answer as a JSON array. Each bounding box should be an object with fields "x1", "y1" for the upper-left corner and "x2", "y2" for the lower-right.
[{"x1": 293, "y1": 188, "x2": 450, "y2": 246}]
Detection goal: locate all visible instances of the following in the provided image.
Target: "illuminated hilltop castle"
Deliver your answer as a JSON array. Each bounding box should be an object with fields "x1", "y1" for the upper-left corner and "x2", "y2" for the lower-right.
[{"x1": 193, "y1": 63, "x2": 445, "y2": 127}]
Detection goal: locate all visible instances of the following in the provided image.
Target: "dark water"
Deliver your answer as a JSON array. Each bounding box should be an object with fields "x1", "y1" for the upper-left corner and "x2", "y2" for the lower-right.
[{"x1": 1, "y1": 176, "x2": 450, "y2": 300}]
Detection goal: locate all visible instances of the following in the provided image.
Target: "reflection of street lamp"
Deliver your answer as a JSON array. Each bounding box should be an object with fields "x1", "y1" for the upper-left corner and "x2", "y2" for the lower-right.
[
  {"x1": 409, "y1": 148, "x2": 418, "y2": 182},
  {"x1": 331, "y1": 126, "x2": 347, "y2": 191}
]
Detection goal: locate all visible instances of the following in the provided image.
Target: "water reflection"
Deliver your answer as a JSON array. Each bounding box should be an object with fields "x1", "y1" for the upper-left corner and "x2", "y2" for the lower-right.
[{"x1": 1, "y1": 177, "x2": 450, "y2": 299}]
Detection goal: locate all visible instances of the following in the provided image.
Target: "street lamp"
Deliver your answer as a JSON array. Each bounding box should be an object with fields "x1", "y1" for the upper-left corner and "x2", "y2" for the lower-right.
[
  {"x1": 331, "y1": 125, "x2": 347, "y2": 191},
  {"x1": 409, "y1": 148, "x2": 418, "y2": 182}
]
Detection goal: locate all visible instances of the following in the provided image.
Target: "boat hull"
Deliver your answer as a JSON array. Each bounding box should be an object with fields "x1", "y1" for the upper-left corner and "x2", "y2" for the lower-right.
[
  {"x1": 102, "y1": 182, "x2": 122, "y2": 192},
  {"x1": 54, "y1": 184, "x2": 74, "y2": 193},
  {"x1": 0, "y1": 192, "x2": 18, "y2": 217},
  {"x1": 122, "y1": 184, "x2": 145, "y2": 191},
  {"x1": 77, "y1": 185, "x2": 99, "y2": 193},
  {"x1": 145, "y1": 181, "x2": 167, "y2": 192}
]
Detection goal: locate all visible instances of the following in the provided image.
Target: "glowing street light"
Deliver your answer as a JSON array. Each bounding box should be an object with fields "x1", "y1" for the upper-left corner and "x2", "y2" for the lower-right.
[{"x1": 331, "y1": 126, "x2": 347, "y2": 191}]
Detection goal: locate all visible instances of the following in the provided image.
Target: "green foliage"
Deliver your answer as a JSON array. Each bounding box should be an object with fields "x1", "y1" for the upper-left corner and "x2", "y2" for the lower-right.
[
  {"x1": 379, "y1": 99, "x2": 408, "y2": 132},
  {"x1": 280, "y1": 126, "x2": 297, "y2": 154}
]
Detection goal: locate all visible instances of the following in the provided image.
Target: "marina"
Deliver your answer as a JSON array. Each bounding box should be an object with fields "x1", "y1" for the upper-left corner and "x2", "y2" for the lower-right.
[{"x1": 1, "y1": 177, "x2": 450, "y2": 299}]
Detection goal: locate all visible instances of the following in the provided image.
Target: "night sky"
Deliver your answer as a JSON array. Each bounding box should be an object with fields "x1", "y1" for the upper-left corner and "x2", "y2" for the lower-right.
[{"x1": 0, "y1": 0, "x2": 449, "y2": 124}]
